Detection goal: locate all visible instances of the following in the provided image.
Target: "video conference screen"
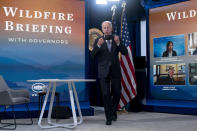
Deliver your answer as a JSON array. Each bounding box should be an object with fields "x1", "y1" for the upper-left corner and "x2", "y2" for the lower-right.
[
  {"x1": 149, "y1": 0, "x2": 197, "y2": 100},
  {"x1": 0, "y1": 0, "x2": 86, "y2": 102}
]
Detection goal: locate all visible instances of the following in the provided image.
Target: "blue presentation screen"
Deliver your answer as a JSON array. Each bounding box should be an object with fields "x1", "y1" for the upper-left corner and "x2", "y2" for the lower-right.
[
  {"x1": 149, "y1": 0, "x2": 197, "y2": 100},
  {"x1": 0, "y1": 0, "x2": 86, "y2": 102}
]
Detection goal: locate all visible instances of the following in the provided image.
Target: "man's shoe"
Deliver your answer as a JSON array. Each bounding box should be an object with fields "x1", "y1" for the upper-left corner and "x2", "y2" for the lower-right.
[
  {"x1": 106, "y1": 120, "x2": 112, "y2": 125},
  {"x1": 112, "y1": 113, "x2": 117, "y2": 121}
]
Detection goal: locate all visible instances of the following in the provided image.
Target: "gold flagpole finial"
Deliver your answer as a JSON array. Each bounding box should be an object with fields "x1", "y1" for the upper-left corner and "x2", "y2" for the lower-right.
[
  {"x1": 121, "y1": 1, "x2": 126, "y2": 9},
  {"x1": 120, "y1": 1, "x2": 126, "y2": 38}
]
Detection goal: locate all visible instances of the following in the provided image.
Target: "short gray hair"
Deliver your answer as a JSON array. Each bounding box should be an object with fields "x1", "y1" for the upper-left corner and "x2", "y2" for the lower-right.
[{"x1": 101, "y1": 21, "x2": 112, "y2": 28}]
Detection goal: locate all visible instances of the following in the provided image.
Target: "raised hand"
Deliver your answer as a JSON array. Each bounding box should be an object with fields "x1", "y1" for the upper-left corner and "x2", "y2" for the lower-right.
[
  {"x1": 97, "y1": 37, "x2": 105, "y2": 46},
  {"x1": 114, "y1": 35, "x2": 120, "y2": 45}
]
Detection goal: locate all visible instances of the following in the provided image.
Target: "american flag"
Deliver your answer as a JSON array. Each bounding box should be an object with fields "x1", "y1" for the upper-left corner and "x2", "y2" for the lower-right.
[{"x1": 118, "y1": 5, "x2": 137, "y2": 109}]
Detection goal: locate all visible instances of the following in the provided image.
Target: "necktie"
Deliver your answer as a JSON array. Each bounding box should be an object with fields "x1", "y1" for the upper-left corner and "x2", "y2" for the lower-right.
[{"x1": 107, "y1": 40, "x2": 111, "y2": 52}]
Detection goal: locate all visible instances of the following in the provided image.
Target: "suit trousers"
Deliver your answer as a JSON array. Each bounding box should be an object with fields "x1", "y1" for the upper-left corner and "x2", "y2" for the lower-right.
[{"x1": 99, "y1": 77, "x2": 121, "y2": 121}]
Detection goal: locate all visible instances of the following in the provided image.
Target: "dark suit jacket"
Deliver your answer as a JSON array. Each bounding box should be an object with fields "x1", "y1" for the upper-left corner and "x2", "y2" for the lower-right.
[
  {"x1": 193, "y1": 49, "x2": 197, "y2": 55},
  {"x1": 165, "y1": 75, "x2": 175, "y2": 85},
  {"x1": 155, "y1": 75, "x2": 175, "y2": 85},
  {"x1": 162, "y1": 50, "x2": 177, "y2": 57},
  {"x1": 91, "y1": 36, "x2": 128, "y2": 78}
]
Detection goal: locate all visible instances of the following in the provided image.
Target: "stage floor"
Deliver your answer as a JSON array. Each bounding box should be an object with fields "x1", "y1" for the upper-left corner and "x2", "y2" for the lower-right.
[{"x1": 1, "y1": 109, "x2": 197, "y2": 131}]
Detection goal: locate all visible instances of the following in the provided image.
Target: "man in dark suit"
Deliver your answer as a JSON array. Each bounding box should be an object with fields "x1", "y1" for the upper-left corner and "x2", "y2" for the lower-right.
[
  {"x1": 165, "y1": 66, "x2": 175, "y2": 85},
  {"x1": 91, "y1": 21, "x2": 128, "y2": 125},
  {"x1": 193, "y1": 47, "x2": 197, "y2": 55},
  {"x1": 155, "y1": 66, "x2": 175, "y2": 85}
]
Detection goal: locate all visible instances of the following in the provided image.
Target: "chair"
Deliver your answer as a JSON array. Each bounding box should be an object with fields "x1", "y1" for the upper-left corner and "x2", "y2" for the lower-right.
[{"x1": 0, "y1": 75, "x2": 33, "y2": 130}]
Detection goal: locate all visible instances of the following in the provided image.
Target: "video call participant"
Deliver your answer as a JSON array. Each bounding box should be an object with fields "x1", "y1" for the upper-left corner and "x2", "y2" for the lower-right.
[
  {"x1": 155, "y1": 66, "x2": 176, "y2": 85},
  {"x1": 91, "y1": 21, "x2": 128, "y2": 125},
  {"x1": 162, "y1": 41, "x2": 177, "y2": 57},
  {"x1": 193, "y1": 46, "x2": 197, "y2": 55},
  {"x1": 165, "y1": 66, "x2": 175, "y2": 85}
]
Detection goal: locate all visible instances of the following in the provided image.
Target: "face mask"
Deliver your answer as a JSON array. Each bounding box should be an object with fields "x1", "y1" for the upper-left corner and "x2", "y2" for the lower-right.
[{"x1": 104, "y1": 35, "x2": 113, "y2": 40}]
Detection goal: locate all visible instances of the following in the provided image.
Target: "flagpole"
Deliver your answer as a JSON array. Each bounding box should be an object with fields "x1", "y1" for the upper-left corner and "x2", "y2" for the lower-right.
[
  {"x1": 121, "y1": 1, "x2": 126, "y2": 39},
  {"x1": 111, "y1": 5, "x2": 117, "y2": 34},
  {"x1": 111, "y1": 5, "x2": 117, "y2": 21},
  {"x1": 119, "y1": 1, "x2": 127, "y2": 63},
  {"x1": 119, "y1": 1, "x2": 130, "y2": 113}
]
